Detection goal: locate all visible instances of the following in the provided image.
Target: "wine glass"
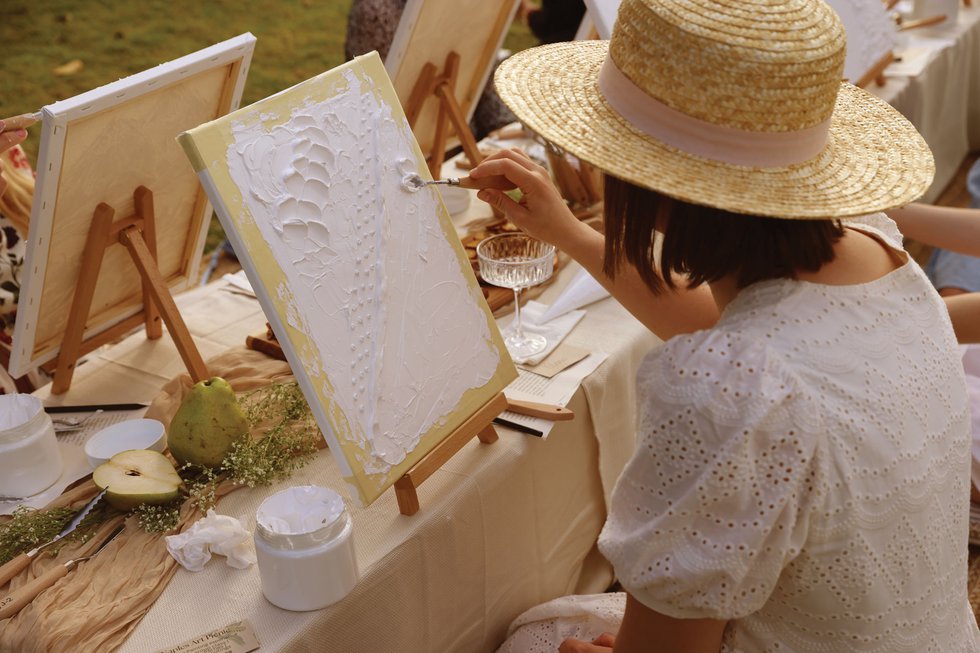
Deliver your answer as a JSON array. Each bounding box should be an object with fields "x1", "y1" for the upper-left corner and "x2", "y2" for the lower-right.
[{"x1": 476, "y1": 233, "x2": 556, "y2": 360}]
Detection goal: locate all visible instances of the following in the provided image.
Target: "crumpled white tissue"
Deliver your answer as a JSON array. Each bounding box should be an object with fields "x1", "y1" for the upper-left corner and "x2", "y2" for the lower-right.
[{"x1": 165, "y1": 509, "x2": 257, "y2": 572}]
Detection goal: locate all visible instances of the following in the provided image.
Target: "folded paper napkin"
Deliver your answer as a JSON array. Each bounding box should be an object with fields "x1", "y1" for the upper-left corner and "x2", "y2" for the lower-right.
[
  {"x1": 539, "y1": 267, "x2": 610, "y2": 323},
  {"x1": 165, "y1": 509, "x2": 257, "y2": 572},
  {"x1": 505, "y1": 300, "x2": 586, "y2": 365}
]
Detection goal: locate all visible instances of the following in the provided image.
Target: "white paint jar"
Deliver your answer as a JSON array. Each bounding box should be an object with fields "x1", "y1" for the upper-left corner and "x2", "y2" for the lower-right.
[
  {"x1": 0, "y1": 394, "x2": 63, "y2": 498},
  {"x1": 254, "y1": 485, "x2": 358, "y2": 611}
]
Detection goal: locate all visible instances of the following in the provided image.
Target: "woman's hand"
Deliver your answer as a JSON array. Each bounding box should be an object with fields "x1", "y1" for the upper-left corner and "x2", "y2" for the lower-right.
[
  {"x1": 558, "y1": 632, "x2": 616, "y2": 652},
  {"x1": 469, "y1": 148, "x2": 583, "y2": 249},
  {"x1": 0, "y1": 116, "x2": 32, "y2": 197}
]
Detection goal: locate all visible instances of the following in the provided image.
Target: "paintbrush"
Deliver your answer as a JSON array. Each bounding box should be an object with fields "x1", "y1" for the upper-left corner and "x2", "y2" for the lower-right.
[
  {"x1": 402, "y1": 173, "x2": 480, "y2": 192},
  {"x1": 401, "y1": 172, "x2": 515, "y2": 193},
  {"x1": 0, "y1": 112, "x2": 41, "y2": 132}
]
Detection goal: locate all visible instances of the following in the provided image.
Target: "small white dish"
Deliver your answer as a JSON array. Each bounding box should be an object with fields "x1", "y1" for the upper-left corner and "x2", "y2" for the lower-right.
[{"x1": 84, "y1": 419, "x2": 167, "y2": 469}]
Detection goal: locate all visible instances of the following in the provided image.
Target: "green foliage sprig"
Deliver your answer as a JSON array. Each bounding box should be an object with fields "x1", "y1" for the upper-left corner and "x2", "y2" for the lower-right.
[
  {"x1": 0, "y1": 503, "x2": 105, "y2": 566},
  {"x1": 133, "y1": 499, "x2": 183, "y2": 534},
  {"x1": 224, "y1": 381, "x2": 320, "y2": 488}
]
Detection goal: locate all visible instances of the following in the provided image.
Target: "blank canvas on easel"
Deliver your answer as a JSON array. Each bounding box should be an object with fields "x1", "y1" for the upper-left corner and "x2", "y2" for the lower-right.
[
  {"x1": 385, "y1": 0, "x2": 520, "y2": 159},
  {"x1": 178, "y1": 52, "x2": 516, "y2": 506},
  {"x1": 9, "y1": 34, "x2": 256, "y2": 377},
  {"x1": 825, "y1": 0, "x2": 897, "y2": 86}
]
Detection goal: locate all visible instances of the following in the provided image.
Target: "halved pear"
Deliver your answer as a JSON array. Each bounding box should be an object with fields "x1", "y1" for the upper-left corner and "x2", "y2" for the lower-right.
[{"x1": 93, "y1": 449, "x2": 183, "y2": 511}]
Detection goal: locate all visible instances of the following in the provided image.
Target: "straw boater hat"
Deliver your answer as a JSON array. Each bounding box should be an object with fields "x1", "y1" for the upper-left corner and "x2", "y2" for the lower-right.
[{"x1": 494, "y1": 0, "x2": 934, "y2": 219}]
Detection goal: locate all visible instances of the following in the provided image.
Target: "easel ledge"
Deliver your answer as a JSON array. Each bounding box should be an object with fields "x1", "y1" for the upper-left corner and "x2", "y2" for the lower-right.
[{"x1": 394, "y1": 391, "x2": 508, "y2": 515}]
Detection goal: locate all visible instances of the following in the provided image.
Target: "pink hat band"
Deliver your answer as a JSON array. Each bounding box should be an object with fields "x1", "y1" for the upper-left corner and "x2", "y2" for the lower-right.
[{"x1": 597, "y1": 55, "x2": 832, "y2": 169}]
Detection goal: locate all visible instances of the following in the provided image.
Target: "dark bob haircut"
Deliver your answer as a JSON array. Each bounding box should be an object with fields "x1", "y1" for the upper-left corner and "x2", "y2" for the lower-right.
[{"x1": 602, "y1": 174, "x2": 845, "y2": 294}]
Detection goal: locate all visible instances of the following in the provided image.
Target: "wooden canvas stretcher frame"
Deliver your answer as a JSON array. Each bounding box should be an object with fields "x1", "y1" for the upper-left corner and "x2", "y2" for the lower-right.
[
  {"x1": 9, "y1": 34, "x2": 256, "y2": 378},
  {"x1": 385, "y1": 0, "x2": 520, "y2": 167},
  {"x1": 582, "y1": 0, "x2": 622, "y2": 39}
]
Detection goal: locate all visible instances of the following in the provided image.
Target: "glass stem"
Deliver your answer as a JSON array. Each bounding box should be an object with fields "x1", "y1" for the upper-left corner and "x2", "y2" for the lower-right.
[{"x1": 512, "y1": 287, "x2": 524, "y2": 341}]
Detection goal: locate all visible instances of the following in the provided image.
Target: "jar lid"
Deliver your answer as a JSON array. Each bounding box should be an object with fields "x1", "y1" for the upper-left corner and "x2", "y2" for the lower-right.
[{"x1": 256, "y1": 485, "x2": 346, "y2": 538}]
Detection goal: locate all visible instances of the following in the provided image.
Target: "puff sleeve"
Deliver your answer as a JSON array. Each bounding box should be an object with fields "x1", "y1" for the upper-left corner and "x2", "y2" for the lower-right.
[{"x1": 598, "y1": 329, "x2": 825, "y2": 620}]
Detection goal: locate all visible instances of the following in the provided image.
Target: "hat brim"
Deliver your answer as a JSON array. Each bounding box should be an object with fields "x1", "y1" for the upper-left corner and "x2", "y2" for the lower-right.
[{"x1": 494, "y1": 41, "x2": 934, "y2": 219}]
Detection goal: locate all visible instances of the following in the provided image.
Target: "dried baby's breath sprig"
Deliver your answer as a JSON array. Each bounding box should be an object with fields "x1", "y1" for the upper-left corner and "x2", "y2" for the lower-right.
[
  {"x1": 179, "y1": 462, "x2": 221, "y2": 513},
  {"x1": 241, "y1": 381, "x2": 318, "y2": 434},
  {"x1": 222, "y1": 382, "x2": 320, "y2": 488},
  {"x1": 0, "y1": 505, "x2": 75, "y2": 566},
  {"x1": 133, "y1": 500, "x2": 182, "y2": 534},
  {"x1": 221, "y1": 428, "x2": 319, "y2": 488}
]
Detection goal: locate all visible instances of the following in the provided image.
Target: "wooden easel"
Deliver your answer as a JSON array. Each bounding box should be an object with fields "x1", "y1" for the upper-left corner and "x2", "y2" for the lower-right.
[
  {"x1": 856, "y1": 51, "x2": 894, "y2": 88},
  {"x1": 394, "y1": 391, "x2": 507, "y2": 515},
  {"x1": 404, "y1": 51, "x2": 485, "y2": 178},
  {"x1": 51, "y1": 185, "x2": 209, "y2": 394}
]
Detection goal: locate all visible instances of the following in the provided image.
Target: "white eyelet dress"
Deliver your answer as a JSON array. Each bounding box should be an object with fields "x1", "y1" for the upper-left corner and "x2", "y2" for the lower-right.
[{"x1": 597, "y1": 214, "x2": 980, "y2": 652}]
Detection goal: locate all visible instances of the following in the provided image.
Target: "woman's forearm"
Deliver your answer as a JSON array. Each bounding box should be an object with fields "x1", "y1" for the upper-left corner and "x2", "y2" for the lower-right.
[
  {"x1": 888, "y1": 203, "x2": 980, "y2": 257},
  {"x1": 557, "y1": 220, "x2": 719, "y2": 340},
  {"x1": 944, "y1": 292, "x2": 980, "y2": 344},
  {"x1": 613, "y1": 593, "x2": 727, "y2": 653}
]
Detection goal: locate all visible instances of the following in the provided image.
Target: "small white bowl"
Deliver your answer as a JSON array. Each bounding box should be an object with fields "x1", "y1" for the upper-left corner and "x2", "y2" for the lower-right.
[{"x1": 84, "y1": 419, "x2": 167, "y2": 469}]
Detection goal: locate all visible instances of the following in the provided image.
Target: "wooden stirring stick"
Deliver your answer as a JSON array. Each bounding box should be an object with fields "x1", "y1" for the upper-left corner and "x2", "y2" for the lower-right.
[{"x1": 506, "y1": 398, "x2": 575, "y2": 421}]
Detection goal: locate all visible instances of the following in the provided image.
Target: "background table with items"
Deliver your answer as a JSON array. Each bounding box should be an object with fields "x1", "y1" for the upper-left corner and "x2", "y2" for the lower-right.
[
  {"x1": 871, "y1": 3, "x2": 980, "y2": 203},
  {"x1": 32, "y1": 255, "x2": 657, "y2": 653}
]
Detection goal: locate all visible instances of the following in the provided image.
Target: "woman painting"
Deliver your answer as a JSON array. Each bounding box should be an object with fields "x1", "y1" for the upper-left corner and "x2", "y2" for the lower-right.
[{"x1": 470, "y1": 0, "x2": 980, "y2": 650}]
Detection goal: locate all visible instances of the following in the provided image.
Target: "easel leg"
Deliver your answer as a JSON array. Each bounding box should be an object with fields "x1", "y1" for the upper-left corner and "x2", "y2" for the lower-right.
[
  {"x1": 427, "y1": 53, "x2": 461, "y2": 177},
  {"x1": 436, "y1": 81, "x2": 483, "y2": 170},
  {"x1": 52, "y1": 203, "x2": 115, "y2": 394},
  {"x1": 118, "y1": 226, "x2": 210, "y2": 383},
  {"x1": 405, "y1": 62, "x2": 438, "y2": 129},
  {"x1": 476, "y1": 423, "x2": 498, "y2": 444},
  {"x1": 134, "y1": 186, "x2": 163, "y2": 340},
  {"x1": 429, "y1": 97, "x2": 451, "y2": 177}
]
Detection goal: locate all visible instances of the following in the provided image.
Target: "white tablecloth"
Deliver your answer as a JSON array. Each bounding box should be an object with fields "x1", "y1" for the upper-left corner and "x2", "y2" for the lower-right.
[{"x1": 37, "y1": 262, "x2": 657, "y2": 653}]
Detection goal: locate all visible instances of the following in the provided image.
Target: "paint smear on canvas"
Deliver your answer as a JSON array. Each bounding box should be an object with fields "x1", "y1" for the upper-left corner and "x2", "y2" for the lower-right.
[{"x1": 225, "y1": 68, "x2": 500, "y2": 475}]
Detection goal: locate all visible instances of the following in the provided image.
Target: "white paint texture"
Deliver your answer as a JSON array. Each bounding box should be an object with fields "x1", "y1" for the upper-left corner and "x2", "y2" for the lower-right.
[{"x1": 226, "y1": 69, "x2": 499, "y2": 475}]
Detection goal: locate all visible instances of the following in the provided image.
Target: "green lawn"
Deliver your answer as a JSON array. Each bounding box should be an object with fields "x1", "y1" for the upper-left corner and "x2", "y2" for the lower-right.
[{"x1": 0, "y1": 0, "x2": 537, "y2": 251}]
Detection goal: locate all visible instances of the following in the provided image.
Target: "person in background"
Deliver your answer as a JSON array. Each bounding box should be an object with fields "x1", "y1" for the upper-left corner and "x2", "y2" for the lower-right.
[
  {"x1": 521, "y1": 0, "x2": 587, "y2": 43},
  {"x1": 0, "y1": 119, "x2": 32, "y2": 345},
  {"x1": 0, "y1": 117, "x2": 36, "y2": 394},
  {"x1": 469, "y1": 0, "x2": 979, "y2": 651}
]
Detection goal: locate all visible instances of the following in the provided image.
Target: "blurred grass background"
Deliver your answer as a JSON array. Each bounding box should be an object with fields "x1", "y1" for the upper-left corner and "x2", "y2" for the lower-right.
[{"x1": 0, "y1": 0, "x2": 538, "y2": 252}]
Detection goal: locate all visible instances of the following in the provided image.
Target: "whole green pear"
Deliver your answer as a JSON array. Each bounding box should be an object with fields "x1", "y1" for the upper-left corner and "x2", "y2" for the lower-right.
[{"x1": 167, "y1": 377, "x2": 249, "y2": 468}]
